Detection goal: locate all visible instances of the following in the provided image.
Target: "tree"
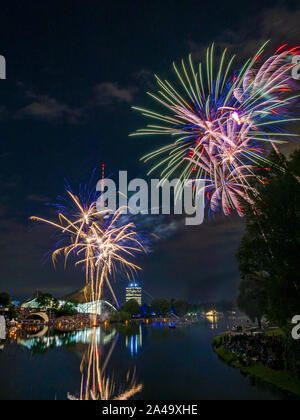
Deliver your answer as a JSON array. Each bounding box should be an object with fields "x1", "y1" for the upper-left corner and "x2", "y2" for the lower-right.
[
  {"x1": 150, "y1": 299, "x2": 170, "y2": 316},
  {"x1": 7, "y1": 304, "x2": 18, "y2": 320},
  {"x1": 122, "y1": 299, "x2": 140, "y2": 316},
  {"x1": 236, "y1": 275, "x2": 265, "y2": 328},
  {"x1": 236, "y1": 150, "x2": 300, "y2": 327},
  {"x1": 215, "y1": 300, "x2": 235, "y2": 313},
  {"x1": 36, "y1": 293, "x2": 59, "y2": 310},
  {"x1": 140, "y1": 304, "x2": 151, "y2": 317},
  {"x1": 110, "y1": 311, "x2": 131, "y2": 322},
  {"x1": 172, "y1": 299, "x2": 189, "y2": 317},
  {"x1": 57, "y1": 301, "x2": 78, "y2": 316},
  {"x1": 0, "y1": 292, "x2": 10, "y2": 306}
]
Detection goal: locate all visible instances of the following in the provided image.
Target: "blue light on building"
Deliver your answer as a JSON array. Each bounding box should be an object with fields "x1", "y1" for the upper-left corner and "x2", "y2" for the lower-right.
[{"x1": 125, "y1": 283, "x2": 142, "y2": 305}]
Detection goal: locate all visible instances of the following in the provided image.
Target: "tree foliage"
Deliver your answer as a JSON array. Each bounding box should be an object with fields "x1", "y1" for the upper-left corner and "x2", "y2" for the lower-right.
[
  {"x1": 56, "y1": 301, "x2": 78, "y2": 316},
  {"x1": 236, "y1": 150, "x2": 300, "y2": 327},
  {"x1": 36, "y1": 293, "x2": 59, "y2": 310},
  {"x1": 236, "y1": 275, "x2": 265, "y2": 327},
  {"x1": 122, "y1": 299, "x2": 140, "y2": 316},
  {"x1": 110, "y1": 311, "x2": 131, "y2": 322},
  {"x1": 7, "y1": 304, "x2": 18, "y2": 320},
  {"x1": 172, "y1": 299, "x2": 189, "y2": 317},
  {"x1": 150, "y1": 298, "x2": 170, "y2": 316},
  {"x1": 0, "y1": 292, "x2": 10, "y2": 306}
]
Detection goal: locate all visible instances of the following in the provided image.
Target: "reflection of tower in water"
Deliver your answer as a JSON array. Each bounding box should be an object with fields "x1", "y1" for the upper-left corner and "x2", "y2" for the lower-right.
[{"x1": 126, "y1": 324, "x2": 143, "y2": 357}]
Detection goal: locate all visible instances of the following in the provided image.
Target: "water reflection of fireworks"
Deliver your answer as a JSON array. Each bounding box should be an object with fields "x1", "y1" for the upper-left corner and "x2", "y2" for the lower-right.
[{"x1": 68, "y1": 328, "x2": 142, "y2": 400}]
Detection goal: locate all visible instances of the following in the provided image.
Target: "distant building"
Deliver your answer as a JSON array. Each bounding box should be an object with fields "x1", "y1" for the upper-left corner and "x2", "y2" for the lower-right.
[
  {"x1": 126, "y1": 283, "x2": 142, "y2": 306},
  {"x1": 21, "y1": 295, "x2": 117, "y2": 316},
  {"x1": 76, "y1": 300, "x2": 117, "y2": 316},
  {"x1": 21, "y1": 298, "x2": 41, "y2": 309}
]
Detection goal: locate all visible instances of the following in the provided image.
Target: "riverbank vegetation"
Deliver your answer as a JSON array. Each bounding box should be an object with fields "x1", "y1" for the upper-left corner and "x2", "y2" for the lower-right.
[
  {"x1": 215, "y1": 151, "x2": 300, "y2": 396},
  {"x1": 212, "y1": 333, "x2": 300, "y2": 398},
  {"x1": 235, "y1": 151, "x2": 300, "y2": 373}
]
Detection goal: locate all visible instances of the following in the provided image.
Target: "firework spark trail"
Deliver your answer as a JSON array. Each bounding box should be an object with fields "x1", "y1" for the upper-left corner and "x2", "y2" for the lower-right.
[
  {"x1": 30, "y1": 190, "x2": 146, "y2": 309},
  {"x1": 131, "y1": 43, "x2": 300, "y2": 216},
  {"x1": 68, "y1": 329, "x2": 142, "y2": 400}
]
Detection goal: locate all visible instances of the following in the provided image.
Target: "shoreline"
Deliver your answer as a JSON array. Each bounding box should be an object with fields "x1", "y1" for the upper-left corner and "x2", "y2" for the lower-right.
[
  {"x1": 7, "y1": 315, "x2": 192, "y2": 334},
  {"x1": 212, "y1": 334, "x2": 300, "y2": 399}
]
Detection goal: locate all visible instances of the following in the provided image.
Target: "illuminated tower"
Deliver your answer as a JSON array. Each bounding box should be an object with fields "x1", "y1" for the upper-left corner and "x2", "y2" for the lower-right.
[{"x1": 125, "y1": 282, "x2": 142, "y2": 306}]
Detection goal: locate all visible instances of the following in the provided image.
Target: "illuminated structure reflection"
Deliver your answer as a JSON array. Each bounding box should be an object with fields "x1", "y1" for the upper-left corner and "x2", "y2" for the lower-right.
[
  {"x1": 205, "y1": 311, "x2": 221, "y2": 330},
  {"x1": 125, "y1": 324, "x2": 143, "y2": 357},
  {"x1": 68, "y1": 327, "x2": 142, "y2": 400},
  {"x1": 18, "y1": 326, "x2": 117, "y2": 351}
]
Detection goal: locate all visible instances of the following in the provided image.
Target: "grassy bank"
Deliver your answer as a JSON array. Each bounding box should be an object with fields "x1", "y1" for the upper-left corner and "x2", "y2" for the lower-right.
[{"x1": 212, "y1": 334, "x2": 300, "y2": 398}]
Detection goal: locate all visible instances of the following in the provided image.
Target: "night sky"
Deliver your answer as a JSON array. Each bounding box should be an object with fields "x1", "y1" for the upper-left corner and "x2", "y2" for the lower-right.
[{"x1": 0, "y1": 0, "x2": 299, "y2": 303}]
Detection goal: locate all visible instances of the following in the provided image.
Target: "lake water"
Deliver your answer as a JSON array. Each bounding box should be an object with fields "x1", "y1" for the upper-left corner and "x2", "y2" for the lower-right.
[{"x1": 0, "y1": 318, "x2": 290, "y2": 400}]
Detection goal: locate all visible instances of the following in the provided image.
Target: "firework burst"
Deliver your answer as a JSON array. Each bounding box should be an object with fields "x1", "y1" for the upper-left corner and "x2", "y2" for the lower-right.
[
  {"x1": 30, "y1": 188, "x2": 146, "y2": 308},
  {"x1": 131, "y1": 43, "x2": 300, "y2": 216}
]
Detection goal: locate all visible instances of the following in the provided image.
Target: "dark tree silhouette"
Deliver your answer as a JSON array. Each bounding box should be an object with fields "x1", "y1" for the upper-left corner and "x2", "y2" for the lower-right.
[
  {"x1": 0, "y1": 292, "x2": 10, "y2": 306},
  {"x1": 236, "y1": 150, "x2": 300, "y2": 328},
  {"x1": 122, "y1": 299, "x2": 140, "y2": 316}
]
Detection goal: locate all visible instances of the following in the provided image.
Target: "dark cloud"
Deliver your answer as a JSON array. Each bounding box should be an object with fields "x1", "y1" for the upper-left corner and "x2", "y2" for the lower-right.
[
  {"x1": 94, "y1": 82, "x2": 138, "y2": 106},
  {"x1": 133, "y1": 69, "x2": 155, "y2": 89},
  {"x1": 15, "y1": 90, "x2": 84, "y2": 124},
  {"x1": 188, "y1": 5, "x2": 300, "y2": 61},
  {"x1": 26, "y1": 194, "x2": 50, "y2": 203},
  {"x1": 11, "y1": 82, "x2": 138, "y2": 124},
  {"x1": 140, "y1": 215, "x2": 245, "y2": 303},
  {"x1": 0, "y1": 218, "x2": 83, "y2": 299}
]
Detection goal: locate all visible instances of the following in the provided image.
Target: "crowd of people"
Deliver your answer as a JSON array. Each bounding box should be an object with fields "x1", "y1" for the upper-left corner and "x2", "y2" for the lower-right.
[
  {"x1": 216, "y1": 332, "x2": 285, "y2": 370},
  {"x1": 54, "y1": 313, "x2": 103, "y2": 331},
  {"x1": 9, "y1": 307, "x2": 105, "y2": 332}
]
